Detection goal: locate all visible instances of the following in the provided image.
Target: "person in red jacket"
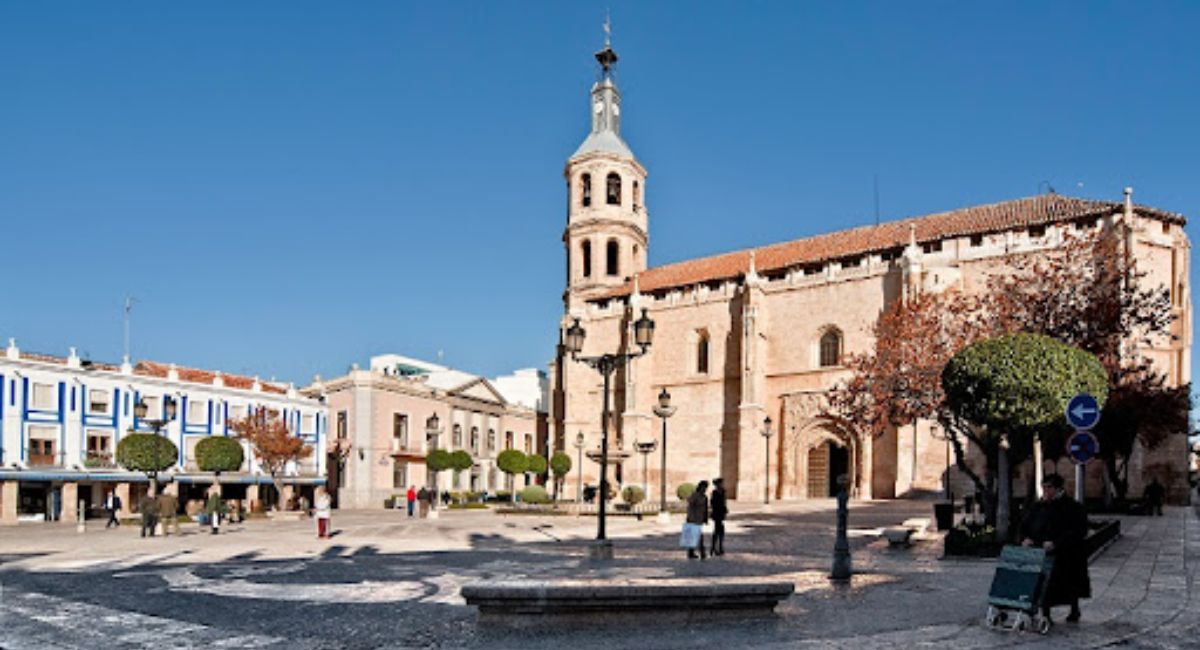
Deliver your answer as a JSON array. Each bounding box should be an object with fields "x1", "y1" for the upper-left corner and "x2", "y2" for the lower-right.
[{"x1": 406, "y1": 485, "x2": 417, "y2": 518}]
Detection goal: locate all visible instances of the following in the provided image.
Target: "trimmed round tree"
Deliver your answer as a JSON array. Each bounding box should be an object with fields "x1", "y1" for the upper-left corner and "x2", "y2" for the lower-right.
[
  {"x1": 195, "y1": 436, "x2": 245, "y2": 476},
  {"x1": 550, "y1": 452, "x2": 572, "y2": 501},
  {"x1": 117, "y1": 433, "x2": 179, "y2": 493},
  {"x1": 676, "y1": 482, "x2": 696, "y2": 501},
  {"x1": 622, "y1": 485, "x2": 645, "y2": 506},
  {"x1": 942, "y1": 332, "x2": 1107, "y2": 539},
  {"x1": 496, "y1": 449, "x2": 528, "y2": 504},
  {"x1": 425, "y1": 449, "x2": 453, "y2": 509},
  {"x1": 519, "y1": 485, "x2": 550, "y2": 504},
  {"x1": 449, "y1": 450, "x2": 473, "y2": 488},
  {"x1": 525, "y1": 453, "x2": 548, "y2": 488}
]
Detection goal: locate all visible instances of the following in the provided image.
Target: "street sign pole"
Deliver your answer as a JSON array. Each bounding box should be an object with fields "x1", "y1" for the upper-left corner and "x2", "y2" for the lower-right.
[
  {"x1": 1065, "y1": 394, "x2": 1101, "y2": 506},
  {"x1": 1075, "y1": 463, "x2": 1085, "y2": 503}
]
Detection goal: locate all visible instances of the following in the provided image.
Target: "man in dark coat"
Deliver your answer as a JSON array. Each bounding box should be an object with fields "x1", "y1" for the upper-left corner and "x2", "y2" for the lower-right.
[
  {"x1": 417, "y1": 486, "x2": 430, "y2": 518},
  {"x1": 139, "y1": 490, "x2": 159, "y2": 538},
  {"x1": 1020, "y1": 473, "x2": 1089, "y2": 623},
  {"x1": 709, "y1": 478, "x2": 728, "y2": 556},
  {"x1": 685, "y1": 481, "x2": 709, "y2": 560},
  {"x1": 1143, "y1": 478, "x2": 1166, "y2": 516}
]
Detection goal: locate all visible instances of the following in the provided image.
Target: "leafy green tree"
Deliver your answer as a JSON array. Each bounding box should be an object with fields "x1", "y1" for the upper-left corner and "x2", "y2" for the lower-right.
[
  {"x1": 621, "y1": 485, "x2": 645, "y2": 506},
  {"x1": 942, "y1": 333, "x2": 1107, "y2": 539},
  {"x1": 525, "y1": 454, "x2": 547, "y2": 488},
  {"x1": 550, "y1": 452, "x2": 572, "y2": 501},
  {"x1": 448, "y1": 450, "x2": 473, "y2": 488},
  {"x1": 426, "y1": 449, "x2": 453, "y2": 473},
  {"x1": 496, "y1": 449, "x2": 528, "y2": 504},
  {"x1": 676, "y1": 482, "x2": 696, "y2": 501},
  {"x1": 195, "y1": 437, "x2": 245, "y2": 476},
  {"x1": 116, "y1": 433, "x2": 179, "y2": 494}
]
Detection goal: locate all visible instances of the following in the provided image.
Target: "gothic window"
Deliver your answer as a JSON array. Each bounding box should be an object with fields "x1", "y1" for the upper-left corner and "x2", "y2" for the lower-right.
[
  {"x1": 582, "y1": 240, "x2": 592, "y2": 278},
  {"x1": 606, "y1": 240, "x2": 619, "y2": 276},
  {"x1": 606, "y1": 172, "x2": 621, "y2": 205},
  {"x1": 633, "y1": 180, "x2": 641, "y2": 210},
  {"x1": 696, "y1": 331, "x2": 710, "y2": 374},
  {"x1": 819, "y1": 329, "x2": 842, "y2": 367},
  {"x1": 581, "y1": 173, "x2": 592, "y2": 207}
]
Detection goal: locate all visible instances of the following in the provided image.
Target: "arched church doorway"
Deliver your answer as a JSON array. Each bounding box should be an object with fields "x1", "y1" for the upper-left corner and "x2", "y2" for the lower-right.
[{"x1": 806, "y1": 441, "x2": 850, "y2": 497}]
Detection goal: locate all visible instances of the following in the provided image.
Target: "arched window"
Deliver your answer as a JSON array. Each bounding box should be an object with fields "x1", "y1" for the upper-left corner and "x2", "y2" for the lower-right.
[
  {"x1": 633, "y1": 180, "x2": 641, "y2": 210},
  {"x1": 581, "y1": 173, "x2": 592, "y2": 207},
  {"x1": 696, "y1": 332, "x2": 710, "y2": 374},
  {"x1": 470, "y1": 426, "x2": 479, "y2": 451},
  {"x1": 487, "y1": 429, "x2": 496, "y2": 451},
  {"x1": 606, "y1": 240, "x2": 619, "y2": 276},
  {"x1": 819, "y1": 329, "x2": 842, "y2": 367},
  {"x1": 606, "y1": 172, "x2": 621, "y2": 205},
  {"x1": 452, "y1": 424, "x2": 462, "y2": 448},
  {"x1": 581, "y1": 240, "x2": 592, "y2": 278}
]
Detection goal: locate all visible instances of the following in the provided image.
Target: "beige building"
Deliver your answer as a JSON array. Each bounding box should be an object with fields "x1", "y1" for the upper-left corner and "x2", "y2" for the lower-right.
[
  {"x1": 306, "y1": 355, "x2": 545, "y2": 509},
  {"x1": 551, "y1": 42, "x2": 1192, "y2": 503}
]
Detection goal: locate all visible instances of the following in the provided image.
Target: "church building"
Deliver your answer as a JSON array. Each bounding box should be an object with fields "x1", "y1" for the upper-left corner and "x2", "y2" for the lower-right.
[{"x1": 550, "y1": 38, "x2": 1192, "y2": 503}]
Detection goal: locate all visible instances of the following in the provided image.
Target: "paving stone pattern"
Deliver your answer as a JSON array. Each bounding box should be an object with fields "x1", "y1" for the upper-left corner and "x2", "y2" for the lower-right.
[{"x1": 0, "y1": 501, "x2": 1195, "y2": 649}]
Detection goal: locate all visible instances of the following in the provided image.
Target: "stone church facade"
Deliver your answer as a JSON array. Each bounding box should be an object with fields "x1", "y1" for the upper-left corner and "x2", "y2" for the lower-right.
[{"x1": 550, "y1": 42, "x2": 1192, "y2": 503}]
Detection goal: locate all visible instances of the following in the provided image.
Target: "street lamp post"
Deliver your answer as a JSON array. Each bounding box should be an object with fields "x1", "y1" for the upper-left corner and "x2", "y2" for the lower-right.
[
  {"x1": 634, "y1": 439, "x2": 658, "y2": 496},
  {"x1": 425, "y1": 413, "x2": 443, "y2": 518},
  {"x1": 573, "y1": 432, "x2": 585, "y2": 503},
  {"x1": 133, "y1": 396, "x2": 177, "y2": 496},
  {"x1": 652, "y1": 388, "x2": 676, "y2": 522},
  {"x1": 761, "y1": 416, "x2": 774, "y2": 505},
  {"x1": 562, "y1": 309, "x2": 655, "y2": 559}
]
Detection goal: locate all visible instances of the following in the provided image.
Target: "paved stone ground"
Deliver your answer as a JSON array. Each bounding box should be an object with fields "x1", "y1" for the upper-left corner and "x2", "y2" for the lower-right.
[{"x1": 0, "y1": 500, "x2": 1195, "y2": 649}]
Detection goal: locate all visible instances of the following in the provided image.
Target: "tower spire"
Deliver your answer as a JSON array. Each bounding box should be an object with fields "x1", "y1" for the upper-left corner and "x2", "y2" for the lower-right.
[{"x1": 595, "y1": 14, "x2": 618, "y2": 78}]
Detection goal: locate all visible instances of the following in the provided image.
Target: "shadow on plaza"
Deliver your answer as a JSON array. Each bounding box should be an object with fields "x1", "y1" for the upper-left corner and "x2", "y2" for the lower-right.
[{"x1": 0, "y1": 500, "x2": 936, "y2": 649}]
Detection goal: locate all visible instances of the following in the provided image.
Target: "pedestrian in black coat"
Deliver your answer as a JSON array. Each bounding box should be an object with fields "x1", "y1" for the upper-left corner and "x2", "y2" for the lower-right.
[
  {"x1": 1020, "y1": 473, "x2": 1090, "y2": 624},
  {"x1": 1143, "y1": 478, "x2": 1166, "y2": 516},
  {"x1": 685, "y1": 481, "x2": 709, "y2": 560},
  {"x1": 709, "y1": 478, "x2": 728, "y2": 556}
]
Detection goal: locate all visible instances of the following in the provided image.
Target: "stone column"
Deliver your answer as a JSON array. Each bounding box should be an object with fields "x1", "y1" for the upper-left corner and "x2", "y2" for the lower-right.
[
  {"x1": 61, "y1": 482, "x2": 78, "y2": 523},
  {"x1": 116, "y1": 482, "x2": 133, "y2": 516},
  {"x1": 247, "y1": 484, "x2": 260, "y2": 512},
  {"x1": 1, "y1": 480, "x2": 18, "y2": 524},
  {"x1": 282, "y1": 485, "x2": 295, "y2": 510},
  {"x1": 859, "y1": 434, "x2": 874, "y2": 500},
  {"x1": 735, "y1": 268, "x2": 770, "y2": 501},
  {"x1": 894, "y1": 423, "x2": 916, "y2": 497}
]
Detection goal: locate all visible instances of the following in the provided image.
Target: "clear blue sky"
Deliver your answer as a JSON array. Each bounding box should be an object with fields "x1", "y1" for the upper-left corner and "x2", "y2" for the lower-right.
[{"x1": 2, "y1": 2, "x2": 1197, "y2": 392}]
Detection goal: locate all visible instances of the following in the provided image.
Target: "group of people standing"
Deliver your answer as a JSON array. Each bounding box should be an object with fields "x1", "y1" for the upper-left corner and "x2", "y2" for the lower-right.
[
  {"x1": 105, "y1": 485, "x2": 232, "y2": 538},
  {"x1": 681, "y1": 478, "x2": 728, "y2": 560},
  {"x1": 403, "y1": 485, "x2": 443, "y2": 518}
]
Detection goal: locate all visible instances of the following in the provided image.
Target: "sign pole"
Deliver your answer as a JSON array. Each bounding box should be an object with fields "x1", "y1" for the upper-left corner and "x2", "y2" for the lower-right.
[{"x1": 1075, "y1": 463, "x2": 1085, "y2": 503}]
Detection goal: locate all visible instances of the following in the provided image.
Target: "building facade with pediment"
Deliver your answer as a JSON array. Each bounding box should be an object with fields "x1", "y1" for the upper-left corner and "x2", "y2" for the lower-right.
[
  {"x1": 308, "y1": 354, "x2": 546, "y2": 509},
  {"x1": 550, "y1": 41, "x2": 1193, "y2": 503}
]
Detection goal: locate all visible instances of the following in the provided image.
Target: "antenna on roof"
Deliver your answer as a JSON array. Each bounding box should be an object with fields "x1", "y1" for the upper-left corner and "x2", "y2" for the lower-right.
[
  {"x1": 123, "y1": 296, "x2": 138, "y2": 363},
  {"x1": 1038, "y1": 180, "x2": 1056, "y2": 195},
  {"x1": 873, "y1": 174, "x2": 880, "y2": 225}
]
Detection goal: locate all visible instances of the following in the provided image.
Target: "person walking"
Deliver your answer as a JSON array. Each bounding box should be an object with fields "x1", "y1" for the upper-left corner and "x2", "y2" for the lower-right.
[
  {"x1": 684, "y1": 480, "x2": 710, "y2": 560},
  {"x1": 1021, "y1": 473, "x2": 1090, "y2": 625},
  {"x1": 158, "y1": 491, "x2": 179, "y2": 536},
  {"x1": 1143, "y1": 477, "x2": 1166, "y2": 516},
  {"x1": 314, "y1": 487, "x2": 332, "y2": 539},
  {"x1": 406, "y1": 485, "x2": 416, "y2": 518},
  {"x1": 104, "y1": 490, "x2": 122, "y2": 529},
  {"x1": 139, "y1": 489, "x2": 159, "y2": 538},
  {"x1": 417, "y1": 486, "x2": 430, "y2": 518},
  {"x1": 205, "y1": 488, "x2": 226, "y2": 535},
  {"x1": 709, "y1": 478, "x2": 728, "y2": 557}
]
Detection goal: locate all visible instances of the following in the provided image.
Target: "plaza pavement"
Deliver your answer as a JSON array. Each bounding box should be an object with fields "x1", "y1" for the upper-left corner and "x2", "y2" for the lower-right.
[{"x1": 0, "y1": 499, "x2": 1195, "y2": 649}]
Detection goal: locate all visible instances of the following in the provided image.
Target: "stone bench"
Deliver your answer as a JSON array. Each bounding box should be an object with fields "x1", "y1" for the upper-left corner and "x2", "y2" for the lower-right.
[{"x1": 461, "y1": 579, "x2": 795, "y2": 622}]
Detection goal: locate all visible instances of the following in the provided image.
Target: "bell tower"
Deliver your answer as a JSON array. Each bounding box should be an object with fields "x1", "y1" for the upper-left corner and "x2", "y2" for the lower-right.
[{"x1": 563, "y1": 26, "x2": 648, "y2": 309}]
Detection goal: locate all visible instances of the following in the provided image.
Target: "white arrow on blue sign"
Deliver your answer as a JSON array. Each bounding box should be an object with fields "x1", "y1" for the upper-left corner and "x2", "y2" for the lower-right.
[{"x1": 1065, "y1": 393, "x2": 1101, "y2": 430}]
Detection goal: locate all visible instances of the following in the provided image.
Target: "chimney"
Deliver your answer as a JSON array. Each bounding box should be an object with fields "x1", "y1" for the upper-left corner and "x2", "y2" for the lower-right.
[
  {"x1": 252, "y1": 376, "x2": 262, "y2": 392},
  {"x1": 1124, "y1": 187, "x2": 1133, "y2": 220},
  {"x1": 213, "y1": 371, "x2": 225, "y2": 388},
  {"x1": 167, "y1": 363, "x2": 180, "y2": 381},
  {"x1": 120, "y1": 355, "x2": 133, "y2": 375},
  {"x1": 6, "y1": 338, "x2": 18, "y2": 360},
  {"x1": 67, "y1": 347, "x2": 81, "y2": 368}
]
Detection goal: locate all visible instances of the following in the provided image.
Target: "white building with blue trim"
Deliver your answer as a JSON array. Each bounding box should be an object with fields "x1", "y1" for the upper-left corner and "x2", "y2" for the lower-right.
[{"x1": 0, "y1": 338, "x2": 326, "y2": 523}]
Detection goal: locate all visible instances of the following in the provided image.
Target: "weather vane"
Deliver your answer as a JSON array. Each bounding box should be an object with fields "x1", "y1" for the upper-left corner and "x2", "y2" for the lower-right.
[
  {"x1": 596, "y1": 10, "x2": 618, "y2": 75},
  {"x1": 604, "y1": 10, "x2": 611, "y2": 47}
]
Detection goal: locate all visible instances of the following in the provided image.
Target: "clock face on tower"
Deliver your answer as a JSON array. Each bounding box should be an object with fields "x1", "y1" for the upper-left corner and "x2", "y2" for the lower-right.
[{"x1": 593, "y1": 102, "x2": 604, "y2": 114}]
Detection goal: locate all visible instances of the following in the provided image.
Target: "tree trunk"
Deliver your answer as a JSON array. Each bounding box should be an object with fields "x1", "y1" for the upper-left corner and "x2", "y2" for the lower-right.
[
  {"x1": 509, "y1": 474, "x2": 516, "y2": 504},
  {"x1": 272, "y1": 475, "x2": 284, "y2": 511},
  {"x1": 996, "y1": 435, "x2": 1012, "y2": 542}
]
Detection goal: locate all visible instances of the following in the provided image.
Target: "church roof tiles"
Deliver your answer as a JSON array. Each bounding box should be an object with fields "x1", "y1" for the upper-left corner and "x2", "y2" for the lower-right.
[{"x1": 601, "y1": 194, "x2": 1185, "y2": 299}]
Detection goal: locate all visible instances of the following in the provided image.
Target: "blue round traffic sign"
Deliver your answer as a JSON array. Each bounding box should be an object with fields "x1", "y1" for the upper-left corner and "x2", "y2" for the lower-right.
[
  {"x1": 1065, "y1": 393, "x2": 1101, "y2": 430},
  {"x1": 1066, "y1": 430, "x2": 1100, "y2": 465}
]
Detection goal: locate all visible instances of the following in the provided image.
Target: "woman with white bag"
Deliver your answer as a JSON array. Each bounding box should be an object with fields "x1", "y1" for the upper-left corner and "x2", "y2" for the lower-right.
[{"x1": 681, "y1": 480, "x2": 710, "y2": 560}]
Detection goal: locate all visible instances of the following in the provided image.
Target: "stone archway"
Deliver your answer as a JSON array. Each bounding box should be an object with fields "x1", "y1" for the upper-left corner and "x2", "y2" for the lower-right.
[{"x1": 780, "y1": 391, "x2": 869, "y2": 499}]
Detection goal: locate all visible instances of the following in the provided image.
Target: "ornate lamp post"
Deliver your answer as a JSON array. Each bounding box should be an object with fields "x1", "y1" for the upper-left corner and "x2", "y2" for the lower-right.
[
  {"x1": 652, "y1": 388, "x2": 677, "y2": 521},
  {"x1": 573, "y1": 431, "x2": 585, "y2": 503},
  {"x1": 562, "y1": 309, "x2": 655, "y2": 559},
  {"x1": 634, "y1": 439, "x2": 658, "y2": 496},
  {"x1": 425, "y1": 413, "x2": 443, "y2": 518},
  {"x1": 134, "y1": 396, "x2": 177, "y2": 496},
  {"x1": 761, "y1": 416, "x2": 774, "y2": 505}
]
